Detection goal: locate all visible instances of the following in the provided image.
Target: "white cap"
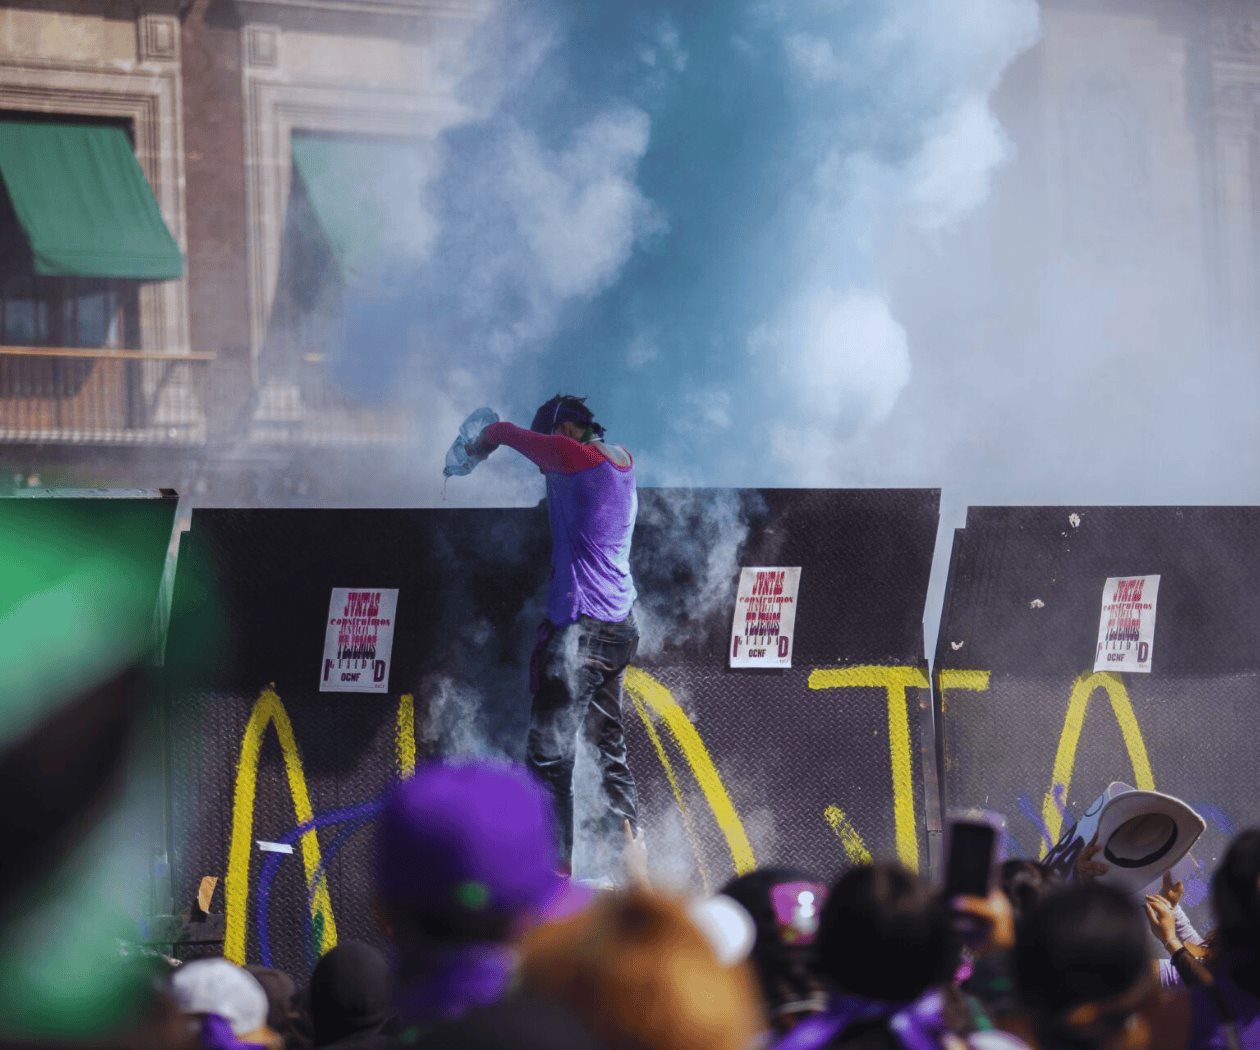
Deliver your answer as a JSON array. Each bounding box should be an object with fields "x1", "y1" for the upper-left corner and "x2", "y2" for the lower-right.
[
  {"x1": 689, "y1": 894, "x2": 756, "y2": 966},
  {"x1": 169, "y1": 958, "x2": 268, "y2": 1036}
]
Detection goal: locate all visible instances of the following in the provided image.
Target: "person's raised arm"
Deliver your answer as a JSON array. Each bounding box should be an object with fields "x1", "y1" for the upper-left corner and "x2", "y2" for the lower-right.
[{"x1": 474, "y1": 422, "x2": 606, "y2": 474}]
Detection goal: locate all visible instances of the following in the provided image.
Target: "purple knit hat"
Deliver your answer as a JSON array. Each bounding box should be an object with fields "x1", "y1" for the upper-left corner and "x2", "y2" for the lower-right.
[{"x1": 376, "y1": 760, "x2": 580, "y2": 927}]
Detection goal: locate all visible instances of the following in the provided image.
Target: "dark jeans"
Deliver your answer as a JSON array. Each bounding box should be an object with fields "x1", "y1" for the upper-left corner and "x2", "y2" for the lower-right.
[{"x1": 526, "y1": 610, "x2": 639, "y2": 867}]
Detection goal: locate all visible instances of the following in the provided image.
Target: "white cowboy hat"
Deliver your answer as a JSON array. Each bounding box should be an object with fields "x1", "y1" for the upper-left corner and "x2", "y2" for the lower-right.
[{"x1": 1074, "y1": 782, "x2": 1205, "y2": 892}]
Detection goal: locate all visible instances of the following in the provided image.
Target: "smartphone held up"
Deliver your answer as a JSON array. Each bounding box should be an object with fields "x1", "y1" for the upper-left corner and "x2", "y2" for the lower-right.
[
  {"x1": 943, "y1": 810, "x2": 1012, "y2": 953},
  {"x1": 943, "y1": 810, "x2": 1005, "y2": 899}
]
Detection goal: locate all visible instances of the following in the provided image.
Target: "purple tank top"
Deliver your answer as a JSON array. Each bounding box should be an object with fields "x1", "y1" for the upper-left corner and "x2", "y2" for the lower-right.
[{"x1": 544, "y1": 456, "x2": 637, "y2": 625}]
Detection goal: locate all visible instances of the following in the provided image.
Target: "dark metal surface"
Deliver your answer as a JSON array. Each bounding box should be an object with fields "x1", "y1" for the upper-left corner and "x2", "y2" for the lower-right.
[
  {"x1": 935, "y1": 506, "x2": 1260, "y2": 921},
  {"x1": 164, "y1": 488, "x2": 940, "y2": 976}
]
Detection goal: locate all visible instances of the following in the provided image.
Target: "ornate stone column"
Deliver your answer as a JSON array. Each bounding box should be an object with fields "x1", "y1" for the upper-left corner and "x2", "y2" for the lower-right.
[{"x1": 1206, "y1": 9, "x2": 1260, "y2": 356}]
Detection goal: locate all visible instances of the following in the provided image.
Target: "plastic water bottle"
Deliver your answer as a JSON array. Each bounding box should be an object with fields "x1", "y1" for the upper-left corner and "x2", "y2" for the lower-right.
[
  {"x1": 443, "y1": 407, "x2": 500, "y2": 478},
  {"x1": 444, "y1": 441, "x2": 473, "y2": 477}
]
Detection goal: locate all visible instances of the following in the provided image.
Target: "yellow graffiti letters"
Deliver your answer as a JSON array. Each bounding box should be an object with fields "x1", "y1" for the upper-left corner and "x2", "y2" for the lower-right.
[
  {"x1": 625, "y1": 684, "x2": 713, "y2": 891},
  {"x1": 824, "y1": 805, "x2": 873, "y2": 865},
  {"x1": 936, "y1": 669, "x2": 991, "y2": 711},
  {"x1": 624, "y1": 666, "x2": 756, "y2": 876},
  {"x1": 224, "y1": 687, "x2": 337, "y2": 964},
  {"x1": 808, "y1": 665, "x2": 929, "y2": 871},
  {"x1": 396, "y1": 693, "x2": 416, "y2": 779},
  {"x1": 1041, "y1": 671, "x2": 1155, "y2": 852}
]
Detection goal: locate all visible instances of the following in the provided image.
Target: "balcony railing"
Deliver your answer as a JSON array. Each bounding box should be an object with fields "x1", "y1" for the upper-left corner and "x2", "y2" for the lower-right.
[
  {"x1": 0, "y1": 346, "x2": 214, "y2": 446},
  {"x1": 0, "y1": 346, "x2": 413, "y2": 448},
  {"x1": 246, "y1": 353, "x2": 412, "y2": 447}
]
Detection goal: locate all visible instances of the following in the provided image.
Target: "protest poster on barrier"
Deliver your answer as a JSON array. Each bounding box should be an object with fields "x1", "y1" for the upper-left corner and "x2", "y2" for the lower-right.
[
  {"x1": 730, "y1": 567, "x2": 801, "y2": 669},
  {"x1": 1093, "y1": 575, "x2": 1160, "y2": 674},
  {"x1": 320, "y1": 587, "x2": 399, "y2": 692}
]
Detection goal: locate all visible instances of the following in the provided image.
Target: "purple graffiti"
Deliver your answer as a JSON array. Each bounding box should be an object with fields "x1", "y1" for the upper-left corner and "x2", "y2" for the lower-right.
[
  {"x1": 255, "y1": 794, "x2": 387, "y2": 969},
  {"x1": 1191, "y1": 802, "x2": 1236, "y2": 839},
  {"x1": 300, "y1": 814, "x2": 379, "y2": 969},
  {"x1": 1174, "y1": 802, "x2": 1236, "y2": 910},
  {"x1": 1052, "y1": 782, "x2": 1068, "y2": 817},
  {"x1": 1016, "y1": 793, "x2": 1053, "y2": 854}
]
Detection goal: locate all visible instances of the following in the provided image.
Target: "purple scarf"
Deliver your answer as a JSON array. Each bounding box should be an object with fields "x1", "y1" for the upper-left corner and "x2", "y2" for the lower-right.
[
  {"x1": 772, "y1": 990, "x2": 955, "y2": 1050},
  {"x1": 394, "y1": 943, "x2": 516, "y2": 1025},
  {"x1": 198, "y1": 1014, "x2": 267, "y2": 1050}
]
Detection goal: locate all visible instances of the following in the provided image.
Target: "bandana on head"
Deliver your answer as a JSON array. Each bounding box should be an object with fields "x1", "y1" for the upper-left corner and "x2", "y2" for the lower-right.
[{"x1": 530, "y1": 395, "x2": 606, "y2": 438}]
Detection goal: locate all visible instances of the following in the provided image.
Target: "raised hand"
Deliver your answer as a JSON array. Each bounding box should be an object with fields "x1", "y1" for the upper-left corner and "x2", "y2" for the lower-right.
[
  {"x1": 1145, "y1": 893, "x2": 1180, "y2": 951},
  {"x1": 951, "y1": 888, "x2": 1015, "y2": 955},
  {"x1": 1158, "y1": 869, "x2": 1184, "y2": 908},
  {"x1": 622, "y1": 819, "x2": 649, "y2": 887},
  {"x1": 1077, "y1": 838, "x2": 1109, "y2": 880}
]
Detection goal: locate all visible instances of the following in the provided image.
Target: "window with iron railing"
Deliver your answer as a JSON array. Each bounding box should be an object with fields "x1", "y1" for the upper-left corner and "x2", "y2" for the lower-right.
[
  {"x1": 0, "y1": 111, "x2": 198, "y2": 442},
  {"x1": 0, "y1": 178, "x2": 142, "y2": 415},
  {"x1": 0, "y1": 113, "x2": 140, "y2": 412},
  {"x1": 0, "y1": 273, "x2": 136, "y2": 350},
  {"x1": 0, "y1": 273, "x2": 139, "y2": 397},
  {"x1": 0, "y1": 111, "x2": 143, "y2": 356}
]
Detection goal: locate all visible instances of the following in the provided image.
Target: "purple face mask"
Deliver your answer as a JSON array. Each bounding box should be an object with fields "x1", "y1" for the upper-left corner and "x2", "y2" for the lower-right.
[{"x1": 770, "y1": 881, "x2": 828, "y2": 945}]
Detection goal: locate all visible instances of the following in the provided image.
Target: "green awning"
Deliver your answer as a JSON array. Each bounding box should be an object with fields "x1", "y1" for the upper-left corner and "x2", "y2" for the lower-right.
[
  {"x1": 0, "y1": 119, "x2": 183, "y2": 280},
  {"x1": 290, "y1": 132, "x2": 425, "y2": 284}
]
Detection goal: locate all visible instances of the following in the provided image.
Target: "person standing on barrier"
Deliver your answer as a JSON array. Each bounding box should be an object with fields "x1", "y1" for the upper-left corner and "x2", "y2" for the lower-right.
[{"x1": 468, "y1": 394, "x2": 641, "y2": 875}]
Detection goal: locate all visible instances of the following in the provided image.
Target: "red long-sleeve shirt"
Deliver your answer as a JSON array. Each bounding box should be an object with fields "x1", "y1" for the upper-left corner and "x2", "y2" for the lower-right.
[
  {"x1": 481, "y1": 422, "x2": 611, "y2": 474},
  {"x1": 481, "y1": 422, "x2": 637, "y2": 624}
]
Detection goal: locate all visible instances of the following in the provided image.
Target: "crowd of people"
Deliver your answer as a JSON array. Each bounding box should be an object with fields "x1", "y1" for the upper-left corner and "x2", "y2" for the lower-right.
[{"x1": 42, "y1": 758, "x2": 1260, "y2": 1050}]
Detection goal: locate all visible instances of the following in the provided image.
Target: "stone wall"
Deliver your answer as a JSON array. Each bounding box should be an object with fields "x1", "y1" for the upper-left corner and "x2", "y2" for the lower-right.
[
  {"x1": 0, "y1": 0, "x2": 485, "y2": 499},
  {"x1": 182, "y1": 1, "x2": 250, "y2": 370}
]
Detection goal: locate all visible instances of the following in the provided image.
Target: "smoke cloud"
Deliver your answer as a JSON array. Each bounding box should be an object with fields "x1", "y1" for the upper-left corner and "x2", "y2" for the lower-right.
[
  {"x1": 357, "y1": 4, "x2": 1050, "y2": 851},
  {"x1": 417, "y1": 674, "x2": 502, "y2": 759},
  {"x1": 632, "y1": 489, "x2": 759, "y2": 657},
  {"x1": 196, "y1": 0, "x2": 1260, "y2": 660},
  {"x1": 719, "y1": 0, "x2": 1041, "y2": 485},
  {"x1": 371, "y1": 3, "x2": 664, "y2": 509},
  {"x1": 283, "y1": 0, "x2": 1046, "y2": 540},
  {"x1": 178, "y1": 0, "x2": 1260, "y2": 882}
]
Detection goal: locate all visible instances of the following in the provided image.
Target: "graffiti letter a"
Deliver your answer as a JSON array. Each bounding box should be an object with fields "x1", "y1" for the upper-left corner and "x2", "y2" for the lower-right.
[{"x1": 224, "y1": 687, "x2": 338, "y2": 964}]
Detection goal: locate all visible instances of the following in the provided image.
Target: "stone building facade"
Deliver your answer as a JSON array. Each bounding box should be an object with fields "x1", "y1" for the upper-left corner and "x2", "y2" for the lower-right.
[
  {"x1": 1009, "y1": 0, "x2": 1260, "y2": 366},
  {"x1": 0, "y1": 0, "x2": 1256, "y2": 502},
  {"x1": 0, "y1": 0, "x2": 480, "y2": 502}
]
